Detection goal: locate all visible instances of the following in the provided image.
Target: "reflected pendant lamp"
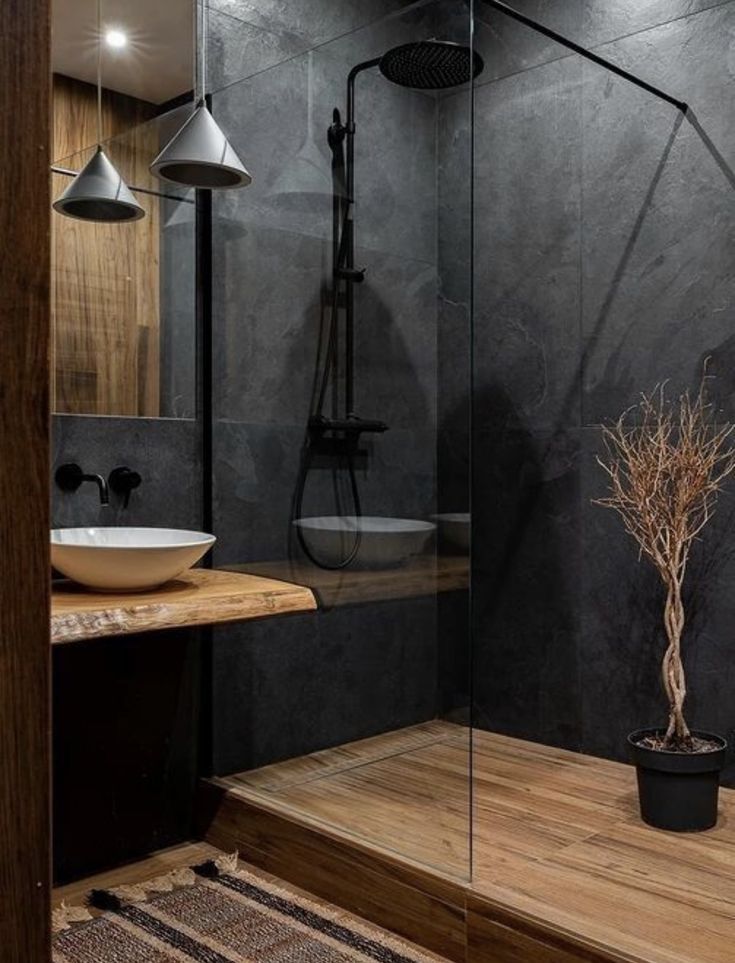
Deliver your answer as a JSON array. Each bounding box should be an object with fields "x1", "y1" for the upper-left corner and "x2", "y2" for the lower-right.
[
  {"x1": 150, "y1": 0, "x2": 251, "y2": 189},
  {"x1": 267, "y1": 51, "x2": 333, "y2": 210},
  {"x1": 53, "y1": 0, "x2": 144, "y2": 222}
]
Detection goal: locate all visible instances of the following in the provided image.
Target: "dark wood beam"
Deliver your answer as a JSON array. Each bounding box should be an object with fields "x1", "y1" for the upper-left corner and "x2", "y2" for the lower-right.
[{"x1": 0, "y1": 1, "x2": 51, "y2": 960}]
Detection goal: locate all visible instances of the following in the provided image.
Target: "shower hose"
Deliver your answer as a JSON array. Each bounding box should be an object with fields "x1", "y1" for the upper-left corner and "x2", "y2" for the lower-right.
[{"x1": 290, "y1": 203, "x2": 363, "y2": 570}]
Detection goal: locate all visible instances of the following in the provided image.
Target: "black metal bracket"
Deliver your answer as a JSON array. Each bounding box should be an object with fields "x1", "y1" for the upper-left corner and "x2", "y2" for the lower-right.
[
  {"x1": 308, "y1": 414, "x2": 389, "y2": 458},
  {"x1": 335, "y1": 266, "x2": 366, "y2": 283},
  {"x1": 328, "y1": 111, "x2": 347, "y2": 150},
  {"x1": 50, "y1": 165, "x2": 195, "y2": 204},
  {"x1": 481, "y1": 0, "x2": 688, "y2": 113}
]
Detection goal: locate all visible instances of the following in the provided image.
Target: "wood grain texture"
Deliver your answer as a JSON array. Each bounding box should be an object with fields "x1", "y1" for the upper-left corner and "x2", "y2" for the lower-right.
[
  {"x1": 210, "y1": 722, "x2": 472, "y2": 876},
  {"x1": 197, "y1": 783, "x2": 467, "y2": 962},
  {"x1": 51, "y1": 568, "x2": 317, "y2": 643},
  {"x1": 51, "y1": 74, "x2": 160, "y2": 416},
  {"x1": 466, "y1": 907, "x2": 612, "y2": 963},
  {"x1": 0, "y1": 0, "x2": 51, "y2": 959},
  {"x1": 227, "y1": 554, "x2": 469, "y2": 607},
  {"x1": 227, "y1": 721, "x2": 460, "y2": 793},
  {"x1": 207, "y1": 724, "x2": 735, "y2": 963}
]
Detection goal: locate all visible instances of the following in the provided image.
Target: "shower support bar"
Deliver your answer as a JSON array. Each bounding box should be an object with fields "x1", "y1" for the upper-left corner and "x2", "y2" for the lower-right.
[
  {"x1": 50, "y1": 165, "x2": 195, "y2": 204},
  {"x1": 481, "y1": 0, "x2": 688, "y2": 113}
]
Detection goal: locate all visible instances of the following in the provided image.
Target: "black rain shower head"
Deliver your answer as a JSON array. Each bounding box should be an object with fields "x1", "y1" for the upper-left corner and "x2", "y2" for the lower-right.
[{"x1": 378, "y1": 40, "x2": 484, "y2": 90}]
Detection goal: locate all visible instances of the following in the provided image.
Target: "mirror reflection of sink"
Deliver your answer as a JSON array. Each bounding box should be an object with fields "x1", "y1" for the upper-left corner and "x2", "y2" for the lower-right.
[
  {"x1": 293, "y1": 516, "x2": 435, "y2": 569},
  {"x1": 51, "y1": 527, "x2": 216, "y2": 592},
  {"x1": 431, "y1": 513, "x2": 470, "y2": 553}
]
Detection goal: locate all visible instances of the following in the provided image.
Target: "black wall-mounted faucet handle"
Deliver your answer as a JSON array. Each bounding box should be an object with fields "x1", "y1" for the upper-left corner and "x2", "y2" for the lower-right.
[
  {"x1": 55, "y1": 463, "x2": 110, "y2": 506},
  {"x1": 109, "y1": 466, "x2": 142, "y2": 508}
]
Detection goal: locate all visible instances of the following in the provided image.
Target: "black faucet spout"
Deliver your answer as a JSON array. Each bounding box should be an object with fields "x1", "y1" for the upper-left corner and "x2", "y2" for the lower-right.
[
  {"x1": 83, "y1": 472, "x2": 110, "y2": 506},
  {"x1": 55, "y1": 463, "x2": 110, "y2": 505}
]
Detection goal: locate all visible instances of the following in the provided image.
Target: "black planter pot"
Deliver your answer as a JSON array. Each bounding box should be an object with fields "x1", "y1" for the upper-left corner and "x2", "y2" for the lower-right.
[{"x1": 628, "y1": 728, "x2": 727, "y2": 832}]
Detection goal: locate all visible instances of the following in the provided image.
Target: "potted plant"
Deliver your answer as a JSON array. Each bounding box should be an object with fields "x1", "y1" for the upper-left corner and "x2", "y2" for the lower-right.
[{"x1": 595, "y1": 378, "x2": 735, "y2": 832}]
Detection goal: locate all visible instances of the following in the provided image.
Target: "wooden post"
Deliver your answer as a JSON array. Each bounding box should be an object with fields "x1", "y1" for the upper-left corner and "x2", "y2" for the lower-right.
[{"x1": 0, "y1": 1, "x2": 52, "y2": 961}]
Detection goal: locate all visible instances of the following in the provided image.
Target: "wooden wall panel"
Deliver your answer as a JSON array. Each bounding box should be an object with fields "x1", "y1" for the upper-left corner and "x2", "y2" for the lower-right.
[
  {"x1": 51, "y1": 74, "x2": 160, "y2": 417},
  {"x1": 0, "y1": 0, "x2": 51, "y2": 960}
]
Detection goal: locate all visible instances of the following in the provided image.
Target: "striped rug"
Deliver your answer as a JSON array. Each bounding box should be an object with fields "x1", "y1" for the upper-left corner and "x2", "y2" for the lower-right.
[{"x1": 52, "y1": 854, "x2": 446, "y2": 963}]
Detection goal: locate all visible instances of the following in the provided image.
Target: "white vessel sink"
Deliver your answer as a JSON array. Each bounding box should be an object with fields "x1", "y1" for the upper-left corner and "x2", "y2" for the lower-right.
[
  {"x1": 51, "y1": 527, "x2": 216, "y2": 592},
  {"x1": 431, "y1": 512, "x2": 470, "y2": 553},
  {"x1": 293, "y1": 516, "x2": 435, "y2": 568}
]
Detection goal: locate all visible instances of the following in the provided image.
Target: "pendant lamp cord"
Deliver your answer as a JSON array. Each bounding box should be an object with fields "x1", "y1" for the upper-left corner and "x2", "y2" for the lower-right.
[
  {"x1": 195, "y1": 0, "x2": 206, "y2": 105},
  {"x1": 96, "y1": 0, "x2": 103, "y2": 145}
]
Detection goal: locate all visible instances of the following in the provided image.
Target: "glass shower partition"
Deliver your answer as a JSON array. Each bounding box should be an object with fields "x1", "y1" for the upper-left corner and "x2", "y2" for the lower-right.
[
  {"x1": 467, "y1": 0, "x2": 722, "y2": 897},
  {"x1": 207, "y1": 0, "x2": 474, "y2": 881}
]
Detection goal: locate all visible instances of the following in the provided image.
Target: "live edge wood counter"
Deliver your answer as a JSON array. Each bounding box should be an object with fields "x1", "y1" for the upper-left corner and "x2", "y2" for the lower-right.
[{"x1": 51, "y1": 569, "x2": 317, "y2": 644}]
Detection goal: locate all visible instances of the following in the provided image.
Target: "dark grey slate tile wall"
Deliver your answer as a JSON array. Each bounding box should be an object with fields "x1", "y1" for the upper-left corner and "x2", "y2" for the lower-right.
[
  {"x1": 437, "y1": 78, "x2": 471, "y2": 526},
  {"x1": 52, "y1": 415, "x2": 202, "y2": 529},
  {"x1": 471, "y1": 0, "x2": 731, "y2": 88},
  {"x1": 472, "y1": 54, "x2": 584, "y2": 433},
  {"x1": 471, "y1": 1, "x2": 583, "y2": 86},
  {"x1": 212, "y1": 599, "x2": 439, "y2": 775},
  {"x1": 464, "y1": 1, "x2": 735, "y2": 777}
]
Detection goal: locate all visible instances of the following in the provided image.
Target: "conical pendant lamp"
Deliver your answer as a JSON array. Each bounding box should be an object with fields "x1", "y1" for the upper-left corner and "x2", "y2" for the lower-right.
[
  {"x1": 150, "y1": 0, "x2": 251, "y2": 189},
  {"x1": 53, "y1": 0, "x2": 144, "y2": 222}
]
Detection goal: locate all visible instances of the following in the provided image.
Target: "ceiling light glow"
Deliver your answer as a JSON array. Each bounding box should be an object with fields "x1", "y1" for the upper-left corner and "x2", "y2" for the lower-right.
[{"x1": 105, "y1": 29, "x2": 127, "y2": 49}]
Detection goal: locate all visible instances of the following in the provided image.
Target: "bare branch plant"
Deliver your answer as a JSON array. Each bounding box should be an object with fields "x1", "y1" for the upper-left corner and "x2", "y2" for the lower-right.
[{"x1": 595, "y1": 377, "x2": 735, "y2": 750}]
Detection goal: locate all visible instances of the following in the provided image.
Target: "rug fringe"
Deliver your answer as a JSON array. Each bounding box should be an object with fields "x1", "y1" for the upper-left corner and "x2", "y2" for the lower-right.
[
  {"x1": 100, "y1": 865, "x2": 196, "y2": 903},
  {"x1": 52, "y1": 902, "x2": 93, "y2": 933},
  {"x1": 95, "y1": 852, "x2": 240, "y2": 905},
  {"x1": 192, "y1": 851, "x2": 239, "y2": 879},
  {"x1": 214, "y1": 851, "x2": 239, "y2": 874}
]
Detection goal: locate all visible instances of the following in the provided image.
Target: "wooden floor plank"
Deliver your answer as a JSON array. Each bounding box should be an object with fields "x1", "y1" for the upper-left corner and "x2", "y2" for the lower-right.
[
  {"x1": 214, "y1": 723, "x2": 472, "y2": 877},
  {"x1": 231, "y1": 721, "x2": 459, "y2": 793},
  {"x1": 213, "y1": 723, "x2": 735, "y2": 963}
]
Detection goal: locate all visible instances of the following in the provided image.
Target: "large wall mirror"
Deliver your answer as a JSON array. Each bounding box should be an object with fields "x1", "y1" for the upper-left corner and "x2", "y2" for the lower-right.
[{"x1": 51, "y1": 0, "x2": 197, "y2": 418}]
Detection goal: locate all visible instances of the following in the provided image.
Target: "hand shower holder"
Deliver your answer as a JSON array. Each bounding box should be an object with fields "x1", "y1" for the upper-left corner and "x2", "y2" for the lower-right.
[{"x1": 308, "y1": 415, "x2": 389, "y2": 458}]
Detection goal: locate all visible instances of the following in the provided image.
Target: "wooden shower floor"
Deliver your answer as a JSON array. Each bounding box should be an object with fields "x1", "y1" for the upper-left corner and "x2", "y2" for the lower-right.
[{"x1": 209, "y1": 722, "x2": 735, "y2": 963}]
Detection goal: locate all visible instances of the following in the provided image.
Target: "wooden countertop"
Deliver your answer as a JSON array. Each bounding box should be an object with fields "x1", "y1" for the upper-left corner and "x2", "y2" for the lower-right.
[
  {"x1": 226, "y1": 554, "x2": 469, "y2": 607},
  {"x1": 51, "y1": 568, "x2": 317, "y2": 645},
  {"x1": 51, "y1": 554, "x2": 468, "y2": 643}
]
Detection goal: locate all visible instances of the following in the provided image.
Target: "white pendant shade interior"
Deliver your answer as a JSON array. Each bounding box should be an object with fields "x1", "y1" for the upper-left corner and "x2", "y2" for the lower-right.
[
  {"x1": 150, "y1": 0, "x2": 251, "y2": 190},
  {"x1": 53, "y1": 0, "x2": 145, "y2": 222},
  {"x1": 53, "y1": 147, "x2": 145, "y2": 222}
]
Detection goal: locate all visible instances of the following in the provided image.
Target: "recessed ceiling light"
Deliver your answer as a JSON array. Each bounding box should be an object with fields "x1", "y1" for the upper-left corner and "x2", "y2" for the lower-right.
[{"x1": 105, "y1": 29, "x2": 127, "y2": 49}]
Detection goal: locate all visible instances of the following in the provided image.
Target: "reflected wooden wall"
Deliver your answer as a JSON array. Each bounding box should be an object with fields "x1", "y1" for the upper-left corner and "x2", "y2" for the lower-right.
[{"x1": 51, "y1": 74, "x2": 161, "y2": 416}]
